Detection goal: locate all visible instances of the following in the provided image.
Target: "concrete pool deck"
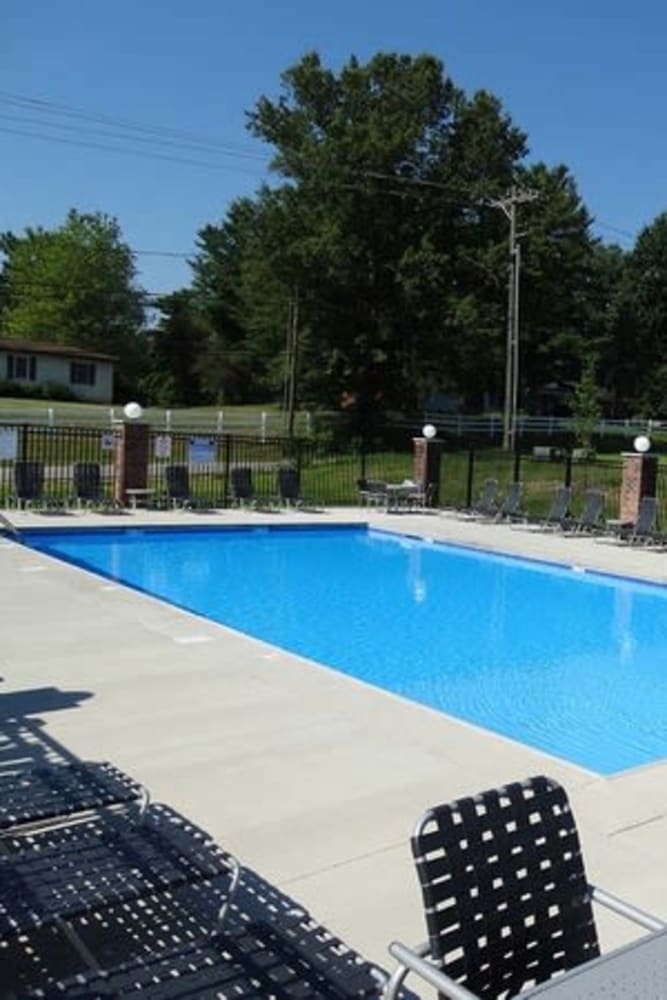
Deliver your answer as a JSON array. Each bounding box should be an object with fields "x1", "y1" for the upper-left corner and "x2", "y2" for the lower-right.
[{"x1": 3, "y1": 503, "x2": 667, "y2": 989}]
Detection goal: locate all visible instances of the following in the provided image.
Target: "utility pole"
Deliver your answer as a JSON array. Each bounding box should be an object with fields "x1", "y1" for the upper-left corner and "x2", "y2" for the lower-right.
[{"x1": 488, "y1": 186, "x2": 539, "y2": 451}]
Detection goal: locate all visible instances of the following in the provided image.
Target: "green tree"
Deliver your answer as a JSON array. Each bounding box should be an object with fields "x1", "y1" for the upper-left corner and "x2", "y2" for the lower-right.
[
  {"x1": 0, "y1": 210, "x2": 146, "y2": 396},
  {"x1": 190, "y1": 198, "x2": 284, "y2": 403},
  {"x1": 511, "y1": 163, "x2": 598, "y2": 402},
  {"x1": 588, "y1": 243, "x2": 636, "y2": 416},
  {"x1": 623, "y1": 213, "x2": 667, "y2": 415},
  {"x1": 192, "y1": 50, "x2": 618, "y2": 420},
  {"x1": 571, "y1": 354, "x2": 602, "y2": 450},
  {"x1": 244, "y1": 51, "x2": 530, "y2": 416},
  {"x1": 142, "y1": 290, "x2": 209, "y2": 405}
]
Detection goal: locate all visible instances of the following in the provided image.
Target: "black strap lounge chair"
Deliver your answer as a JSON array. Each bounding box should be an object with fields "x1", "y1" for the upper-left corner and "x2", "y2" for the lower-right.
[
  {"x1": 609, "y1": 495, "x2": 659, "y2": 545},
  {"x1": 514, "y1": 485, "x2": 572, "y2": 532},
  {"x1": 0, "y1": 801, "x2": 240, "y2": 940},
  {"x1": 13, "y1": 460, "x2": 44, "y2": 509},
  {"x1": 542, "y1": 483, "x2": 572, "y2": 529},
  {"x1": 384, "y1": 775, "x2": 666, "y2": 1000},
  {"x1": 165, "y1": 464, "x2": 215, "y2": 511},
  {"x1": 458, "y1": 478, "x2": 498, "y2": 519},
  {"x1": 494, "y1": 480, "x2": 523, "y2": 522},
  {"x1": 278, "y1": 467, "x2": 303, "y2": 507},
  {"x1": 0, "y1": 760, "x2": 144, "y2": 833},
  {"x1": 230, "y1": 466, "x2": 255, "y2": 506},
  {"x1": 568, "y1": 489, "x2": 604, "y2": 533},
  {"x1": 165, "y1": 463, "x2": 193, "y2": 509},
  {"x1": 13, "y1": 865, "x2": 388, "y2": 999},
  {"x1": 72, "y1": 461, "x2": 114, "y2": 510}
]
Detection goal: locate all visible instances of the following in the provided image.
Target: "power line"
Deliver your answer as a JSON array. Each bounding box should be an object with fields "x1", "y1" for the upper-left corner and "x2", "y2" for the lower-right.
[
  {"x1": 0, "y1": 90, "x2": 267, "y2": 160},
  {"x1": 593, "y1": 220, "x2": 637, "y2": 243},
  {"x1": 133, "y1": 249, "x2": 193, "y2": 259},
  {"x1": 0, "y1": 125, "x2": 267, "y2": 176},
  {"x1": 0, "y1": 111, "x2": 268, "y2": 166}
]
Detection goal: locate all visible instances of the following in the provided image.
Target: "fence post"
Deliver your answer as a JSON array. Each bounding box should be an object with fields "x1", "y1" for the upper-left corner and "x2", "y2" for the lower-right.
[
  {"x1": 466, "y1": 449, "x2": 475, "y2": 508},
  {"x1": 47, "y1": 407, "x2": 55, "y2": 428},
  {"x1": 295, "y1": 438, "x2": 303, "y2": 477},
  {"x1": 413, "y1": 432, "x2": 442, "y2": 507},
  {"x1": 261, "y1": 411, "x2": 267, "y2": 442},
  {"x1": 113, "y1": 421, "x2": 150, "y2": 507},
  {"x1": 359, "y1": 439, "x2": 367, "y2": 482},
  {"x1": 619, "y1": 450, "x2": 657, "y2": 522},
  {"x1": 165, "y1": 409, "x2": 172, "y2": 431},
  {"x1": 564, "y1": 452, "x2": 573, "y2": 488},
  {"x1": 217, "y1": 410, "x2": 224, "y2": 433},
  {"x1": 223, "y1": 434, "x2": 231, "y2": 506}
]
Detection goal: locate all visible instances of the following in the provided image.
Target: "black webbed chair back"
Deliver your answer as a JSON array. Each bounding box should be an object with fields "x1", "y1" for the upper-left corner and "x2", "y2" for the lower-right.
[{"x1": 411, "y1": 776, "x2": 599, "y2": 999}]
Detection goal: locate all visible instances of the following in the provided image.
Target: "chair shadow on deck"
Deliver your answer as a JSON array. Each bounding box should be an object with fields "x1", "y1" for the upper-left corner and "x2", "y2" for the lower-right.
[{"x1": 0, "y1": 686, "x2": 94, "y2": 775}]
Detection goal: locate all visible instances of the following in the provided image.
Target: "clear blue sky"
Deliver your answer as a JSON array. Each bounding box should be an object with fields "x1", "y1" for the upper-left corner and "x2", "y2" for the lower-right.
[{"x1": 3, "y1": 1, "x2": 666, "y2": 295}]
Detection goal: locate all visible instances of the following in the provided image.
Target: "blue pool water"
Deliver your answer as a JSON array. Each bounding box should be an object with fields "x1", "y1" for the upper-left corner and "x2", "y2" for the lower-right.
[{"x1": 21, "y1": 524, "x2": 667, "y2": 775}]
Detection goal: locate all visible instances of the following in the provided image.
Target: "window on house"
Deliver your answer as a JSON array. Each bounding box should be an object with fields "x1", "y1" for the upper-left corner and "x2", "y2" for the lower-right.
[
  {"x1": 70, "y1": 361, "x2": 96, "y2": 386},
  {"x1": 7, "y1": 354, "x2": 37, "y2": 381}
]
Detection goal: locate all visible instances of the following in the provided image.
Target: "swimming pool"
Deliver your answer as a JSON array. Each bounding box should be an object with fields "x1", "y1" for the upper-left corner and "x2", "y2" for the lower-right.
[{"x1": 21, "y1": 523, "x2": 667, "y2": 775}]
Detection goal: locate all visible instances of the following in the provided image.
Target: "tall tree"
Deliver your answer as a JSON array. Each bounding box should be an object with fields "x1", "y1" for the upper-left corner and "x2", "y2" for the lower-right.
[
  {"x1": 507, "y1": 162, "x2": 598, "y2": 409},
  {"x1": 0, "y1": 210, "x2": 146, "y2": 396},
  {"x1": 190, "y1": 198, "x2": 280, "y2": 403},
  {"x1": 624, "y1": 213, "x2": 667, "y2": 414},
  {"x1": 244, "y1": 51, "x2": 530, "y2": 416},
  {"x1": 142, "y1": 290, "x2": 208, "y2": 405}
]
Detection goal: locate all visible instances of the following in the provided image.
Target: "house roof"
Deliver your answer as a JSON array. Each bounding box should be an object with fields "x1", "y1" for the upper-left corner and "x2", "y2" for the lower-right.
[{"x1": 0, "y1": 338, "x2": 118, "y2": 364}]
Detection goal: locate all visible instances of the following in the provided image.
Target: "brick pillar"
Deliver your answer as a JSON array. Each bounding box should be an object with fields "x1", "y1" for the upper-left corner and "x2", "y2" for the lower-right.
[
  {"x1": 413, "y1": 436, "x2": 443, "y2": 506},
  {"x1": 114, "y1": 421, "x2": 150, "y2": 506},
  {"x1": 619, "y1": 452, "x2": 657, "y2": 522}
]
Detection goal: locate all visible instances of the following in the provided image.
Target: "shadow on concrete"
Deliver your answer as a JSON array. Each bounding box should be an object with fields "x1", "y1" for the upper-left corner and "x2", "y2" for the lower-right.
[{"x1": 0, "y1": 686, "x2": 93, "y2": 774}]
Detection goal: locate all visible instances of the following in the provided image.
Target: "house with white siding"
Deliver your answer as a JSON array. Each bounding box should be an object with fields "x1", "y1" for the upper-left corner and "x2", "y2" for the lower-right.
[{"x1": 0, "y1": 339, "x2": 116, "y2": 402}]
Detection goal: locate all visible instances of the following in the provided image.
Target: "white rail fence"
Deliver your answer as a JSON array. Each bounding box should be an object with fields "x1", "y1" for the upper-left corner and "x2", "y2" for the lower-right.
[
  {"x1": 0, "y1": 407, "x2": 313, "y2": 440},
  {"x1": 421, "y1": 413, "x2": 660, "y2": 440},
  {"x1": 0, "y1": 405, "x2": 660, "y2": 442}
]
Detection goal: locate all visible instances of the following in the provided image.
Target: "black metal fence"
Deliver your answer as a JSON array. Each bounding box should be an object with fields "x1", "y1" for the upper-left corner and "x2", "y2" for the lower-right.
[
  {"x1": 0, "y1": 423, "x2": 665, "y2": 529},
  {"x1": 146, "y1": 431, "x2": 367, "y2": 506},
  {"x1": 0, "y1": 424, "x2": 118, "y2": 505}
]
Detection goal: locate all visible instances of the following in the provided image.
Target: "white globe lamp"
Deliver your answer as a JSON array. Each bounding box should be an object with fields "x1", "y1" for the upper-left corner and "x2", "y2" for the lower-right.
[
  {"x1": 123, "y1": 401, "x2": 144, "y2": 421},
  {"x1": 633, "y1": 434, "x2": 651, "y2": 453},
  {"x1": 422, "y1": 423, "x2": 437, "y2": 440}
]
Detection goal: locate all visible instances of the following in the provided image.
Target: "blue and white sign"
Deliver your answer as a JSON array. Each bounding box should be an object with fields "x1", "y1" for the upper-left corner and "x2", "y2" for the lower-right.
[{"x1": 188, "y1": 436, "x2": 215, "y2": 465}]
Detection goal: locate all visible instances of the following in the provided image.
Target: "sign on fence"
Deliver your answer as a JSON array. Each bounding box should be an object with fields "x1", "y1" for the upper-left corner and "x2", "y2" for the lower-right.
[
  {"x1": 188, "y1": 436, "x2": 215, "y2": 465},
  {"x1": 0, "y1": 427, "x2": 18, "y2": 460},
  {"x1": 154, "y1": 434, "x2": 172, "y2": 459}
]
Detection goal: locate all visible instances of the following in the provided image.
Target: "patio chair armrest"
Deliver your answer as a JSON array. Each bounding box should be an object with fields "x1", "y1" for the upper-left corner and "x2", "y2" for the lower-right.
[
  {"x1": 590, "y1": 884, "x2": 667, "y2": 932},
  {"x1": 384, "y1": 941, "x2": 482, "y2": 1000}
]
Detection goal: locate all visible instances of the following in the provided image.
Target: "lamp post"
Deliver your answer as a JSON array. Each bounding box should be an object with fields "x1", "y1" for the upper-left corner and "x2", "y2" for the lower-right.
[
  {"x1": 114, "y1": 402, "x2": 148, "y2": 507},
  {"x1": 412, "y1": 423, "x2": 441, "y2": 507},
  {"x1": 123, "y1": 401, "x2": 144, "y2": 421}
]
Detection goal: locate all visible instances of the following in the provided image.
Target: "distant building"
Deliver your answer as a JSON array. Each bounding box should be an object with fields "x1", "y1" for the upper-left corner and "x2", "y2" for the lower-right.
[{"x1": 0, "y1": 339, "x2": 116, "y2": 403}]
